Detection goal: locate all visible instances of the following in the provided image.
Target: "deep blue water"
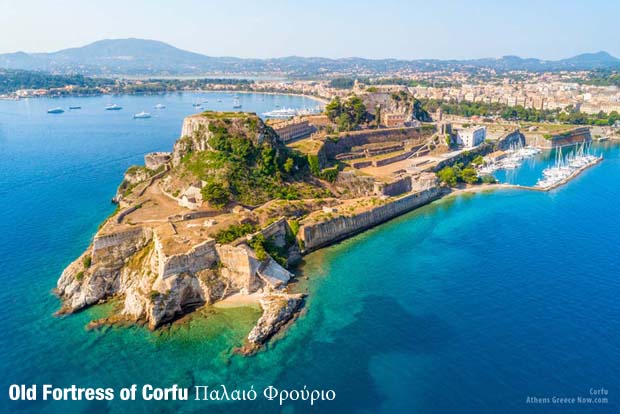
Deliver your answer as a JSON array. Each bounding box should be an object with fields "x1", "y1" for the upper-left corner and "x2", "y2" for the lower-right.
[{"x1": 1, "y1": 96, "x2": 619, "y2": 414}]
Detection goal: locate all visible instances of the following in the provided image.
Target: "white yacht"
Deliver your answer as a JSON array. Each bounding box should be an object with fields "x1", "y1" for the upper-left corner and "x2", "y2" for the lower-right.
[
  {"x1": 133, "y1": 111, "x2": 151, "y2": 119},
  {"x1": 536, "y1": 143, "x2": 600, "y2": 188},
  {"x1": 263, "y1": 108, "x2": 298, "y2": 118},
  {"x1": 105, "y1": 104, "x2": 122, "y2": 110}
]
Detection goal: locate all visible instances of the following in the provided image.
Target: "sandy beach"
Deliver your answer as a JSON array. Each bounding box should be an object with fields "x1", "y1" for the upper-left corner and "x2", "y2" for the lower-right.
[{"x1": 213, "y1": 292, "x2": 263, "y2": 308}]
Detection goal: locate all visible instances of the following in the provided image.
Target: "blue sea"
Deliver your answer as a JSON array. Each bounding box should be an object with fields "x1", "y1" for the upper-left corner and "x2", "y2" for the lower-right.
[{"x1": 0, "y1": 95, "x2": 619, "y2": 414}]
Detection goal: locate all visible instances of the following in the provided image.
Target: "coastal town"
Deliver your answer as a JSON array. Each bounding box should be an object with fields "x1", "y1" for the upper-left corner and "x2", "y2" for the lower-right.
[{"x1": 5, "y1": 69, "x2": 620, "y2": 117}]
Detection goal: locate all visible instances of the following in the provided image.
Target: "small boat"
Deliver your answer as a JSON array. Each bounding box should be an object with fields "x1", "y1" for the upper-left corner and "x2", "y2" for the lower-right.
[
  {"x1": 217, "y1": 99, "x2": 222, "y2": 103},
  {"x1": 68, "y1": 106, "x2": 81, "y2": 110},
  {"x1": 47, "y1": 107, "x2": 64, "y2": 114},
  {"x1": 105, "y1": 104, "x2": 122, "y2": 110},
  {"x1": 232, "y1": 97, "x2": 242, "y2": 109},
  {"x1": 192, "y1": 102, "x2": 202, "y2": 107},
  {"x1": 133, "y1": 111, "x2": 151, "y2": 119},
  {"x1": 154, "y1": 104, "x2": 166, "y2": 110}
]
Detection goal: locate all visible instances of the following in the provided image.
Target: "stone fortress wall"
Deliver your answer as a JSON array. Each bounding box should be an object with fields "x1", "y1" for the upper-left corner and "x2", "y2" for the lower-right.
[
  {"x1": 320, "y1": 126, "x2": 434, "y2": 159},
  {"x1": 525, "y1": 127, "x2": 592, "y2": 149},
  {"x1": 496, "y1": 129, "x2": 526, "y2": 150},
  {"x1": 299, "y1": 186, "x2": 446, "y2": 252}
]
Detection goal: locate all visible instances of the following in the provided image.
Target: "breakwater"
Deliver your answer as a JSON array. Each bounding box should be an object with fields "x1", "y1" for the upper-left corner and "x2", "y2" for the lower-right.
[{"x1": 525, "y1": 156, "x2": 603, "y2": 192}]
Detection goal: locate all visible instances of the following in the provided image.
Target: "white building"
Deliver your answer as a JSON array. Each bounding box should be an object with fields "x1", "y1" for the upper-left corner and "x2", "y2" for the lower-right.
[
  {"x1": 457, "y1": 126, "x2": 486, "y2": 148},
  {"x1": 178, "y1": 183, "x2": 204, "y2": 210}
]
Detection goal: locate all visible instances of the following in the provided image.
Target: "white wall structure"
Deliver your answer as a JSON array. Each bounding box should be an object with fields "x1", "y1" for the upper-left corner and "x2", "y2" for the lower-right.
[{"x1": 457, "y1": 126, "x2": 486, "y2": 148}]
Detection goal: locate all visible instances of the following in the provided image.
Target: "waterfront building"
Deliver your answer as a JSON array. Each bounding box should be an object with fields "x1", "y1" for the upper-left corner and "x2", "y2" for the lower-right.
[
  {"x1": 457, "y1": 126, "x2": 486, "y2": 148},
  {"x1": 271, "y1": 118, "x2": 316, "y2": 142}
]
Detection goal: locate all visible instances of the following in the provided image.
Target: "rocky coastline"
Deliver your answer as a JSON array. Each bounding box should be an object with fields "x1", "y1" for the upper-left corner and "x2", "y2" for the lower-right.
[{"x1": 54, "y1": 111, "x2": 446, "y2": 353}]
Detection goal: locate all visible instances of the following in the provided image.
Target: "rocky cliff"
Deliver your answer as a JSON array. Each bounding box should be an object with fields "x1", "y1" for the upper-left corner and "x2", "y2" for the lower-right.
[
  {"x1": 56, "y1": 111, "x2": 312, "y2": 351},
  {"x1": 55, "y1": 110, "x2": 448, "y2": 354}
]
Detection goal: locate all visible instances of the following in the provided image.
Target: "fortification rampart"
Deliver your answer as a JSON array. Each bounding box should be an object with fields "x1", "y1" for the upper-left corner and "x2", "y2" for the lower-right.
[
  {"x1": 299, "y1": 186, "x2": 445, "y2": 252},
  {"x1": 321, "y1": 127, "x2": 434, "y2": 159}
]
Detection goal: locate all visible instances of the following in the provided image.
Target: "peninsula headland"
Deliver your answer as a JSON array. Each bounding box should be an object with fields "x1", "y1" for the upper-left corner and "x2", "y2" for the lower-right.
[{"x1": 54, "y1": 87, "x2": 601, "y2": 353}]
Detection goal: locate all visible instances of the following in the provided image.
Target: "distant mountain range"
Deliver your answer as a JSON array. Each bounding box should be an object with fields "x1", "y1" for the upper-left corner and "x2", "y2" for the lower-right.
[{"x1": 1, "y1": 38, "x2": 619, "y2": 76}]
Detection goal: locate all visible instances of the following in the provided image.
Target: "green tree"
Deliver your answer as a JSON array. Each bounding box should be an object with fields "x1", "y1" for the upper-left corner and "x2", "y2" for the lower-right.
[
  {"x1": 481, "y1": 175, "x2": 497, "y2": 184},
  {"x1": 337, "y1": 112, "x2": 352, "y2": 131},
  {"x1": 437, "y1": 167, "x2": 458, "y2": 186},
  {"x1": 307, "y1": 155, "x2": 321, "y2": 176},
  {"x1": 325, "y1": 94, "x2": 369, "y2": 131},
  {"x1": 259, "y1": 145, "x2": 276, "y2": 175},
  {"x1": 325, "y1": 97, "x2": 343, "y2": 121},
  {"x1": 328, "y1": 78, "x2": 355, "y2": 89},
  {"x1": 201, "y1": 182, "x2": 229, "y2": 208},
  {"x1": 347, "y1": 95, "x2": 367, "y2": 125},
  {"x1": 471, "y1": 155, "x2": 484, "y2": 166},
  {"x1": 460, "y1": 167, "x2": 479, "y2": 184},
  {"x1": 283, "y1": 157, "x2": 295, "y2": 174}
]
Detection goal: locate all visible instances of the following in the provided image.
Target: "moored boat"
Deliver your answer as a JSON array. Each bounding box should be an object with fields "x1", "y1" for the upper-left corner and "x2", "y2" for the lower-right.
[
  {"x1": 47, "y1": 107, "x2": 64, "y2": 114},
  {"x1": 133, "y1": 111, "x2": 151, "y2": 119},
  {"x1": 105, "y1": 104, "x2": 122, "y2": 110},
  {"x1": 263, "y1": 107, "x2": 297, "y2": 118}
]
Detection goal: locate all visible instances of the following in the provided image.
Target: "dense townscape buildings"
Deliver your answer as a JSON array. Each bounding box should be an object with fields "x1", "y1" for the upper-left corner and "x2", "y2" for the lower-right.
[{"x1": 4, "y1": 70, "x2": 620, "y2": 117}]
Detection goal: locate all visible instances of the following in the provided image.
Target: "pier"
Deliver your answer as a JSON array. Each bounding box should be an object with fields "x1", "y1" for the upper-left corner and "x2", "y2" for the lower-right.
[{"x1": 524, "y1": 156, "x2": 603, "y2": 192}]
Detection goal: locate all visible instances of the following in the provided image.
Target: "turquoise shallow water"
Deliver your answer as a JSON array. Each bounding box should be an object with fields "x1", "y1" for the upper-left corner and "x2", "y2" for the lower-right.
[{"x1": 1, "y1": 97, "x2": 619, "y2": 413}]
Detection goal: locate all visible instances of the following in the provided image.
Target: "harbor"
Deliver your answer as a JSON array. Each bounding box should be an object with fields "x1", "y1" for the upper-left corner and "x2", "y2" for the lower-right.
[
  {"x1": 531, "y1": 154, "x2": 603, "y2": 191},
  {"x1": 474, "y1": 138, "x2": 604, "y2": 192},
  {"x1": 477, "y1": 141, "x2": 542, "y2": 175},
  {"x1": 534, "y1": 142, "x2": 602, "y2": 189}
]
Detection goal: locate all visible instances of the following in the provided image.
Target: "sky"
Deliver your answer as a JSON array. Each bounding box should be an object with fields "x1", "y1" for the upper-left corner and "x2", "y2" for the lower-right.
[{"x1": 0, "y1": 0, "x2": 619, "y2": 60}]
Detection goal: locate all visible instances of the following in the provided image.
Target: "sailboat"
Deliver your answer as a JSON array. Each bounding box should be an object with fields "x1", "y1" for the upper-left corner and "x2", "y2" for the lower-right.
[{"x1": 233, "y1": 97, "x2": 242, "y2": 109}]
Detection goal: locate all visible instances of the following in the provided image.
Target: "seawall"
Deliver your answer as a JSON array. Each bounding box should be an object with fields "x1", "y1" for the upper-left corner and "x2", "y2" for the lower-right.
[{"x1": 299, "y1": 187, "x2": 446, "y2": 253}]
